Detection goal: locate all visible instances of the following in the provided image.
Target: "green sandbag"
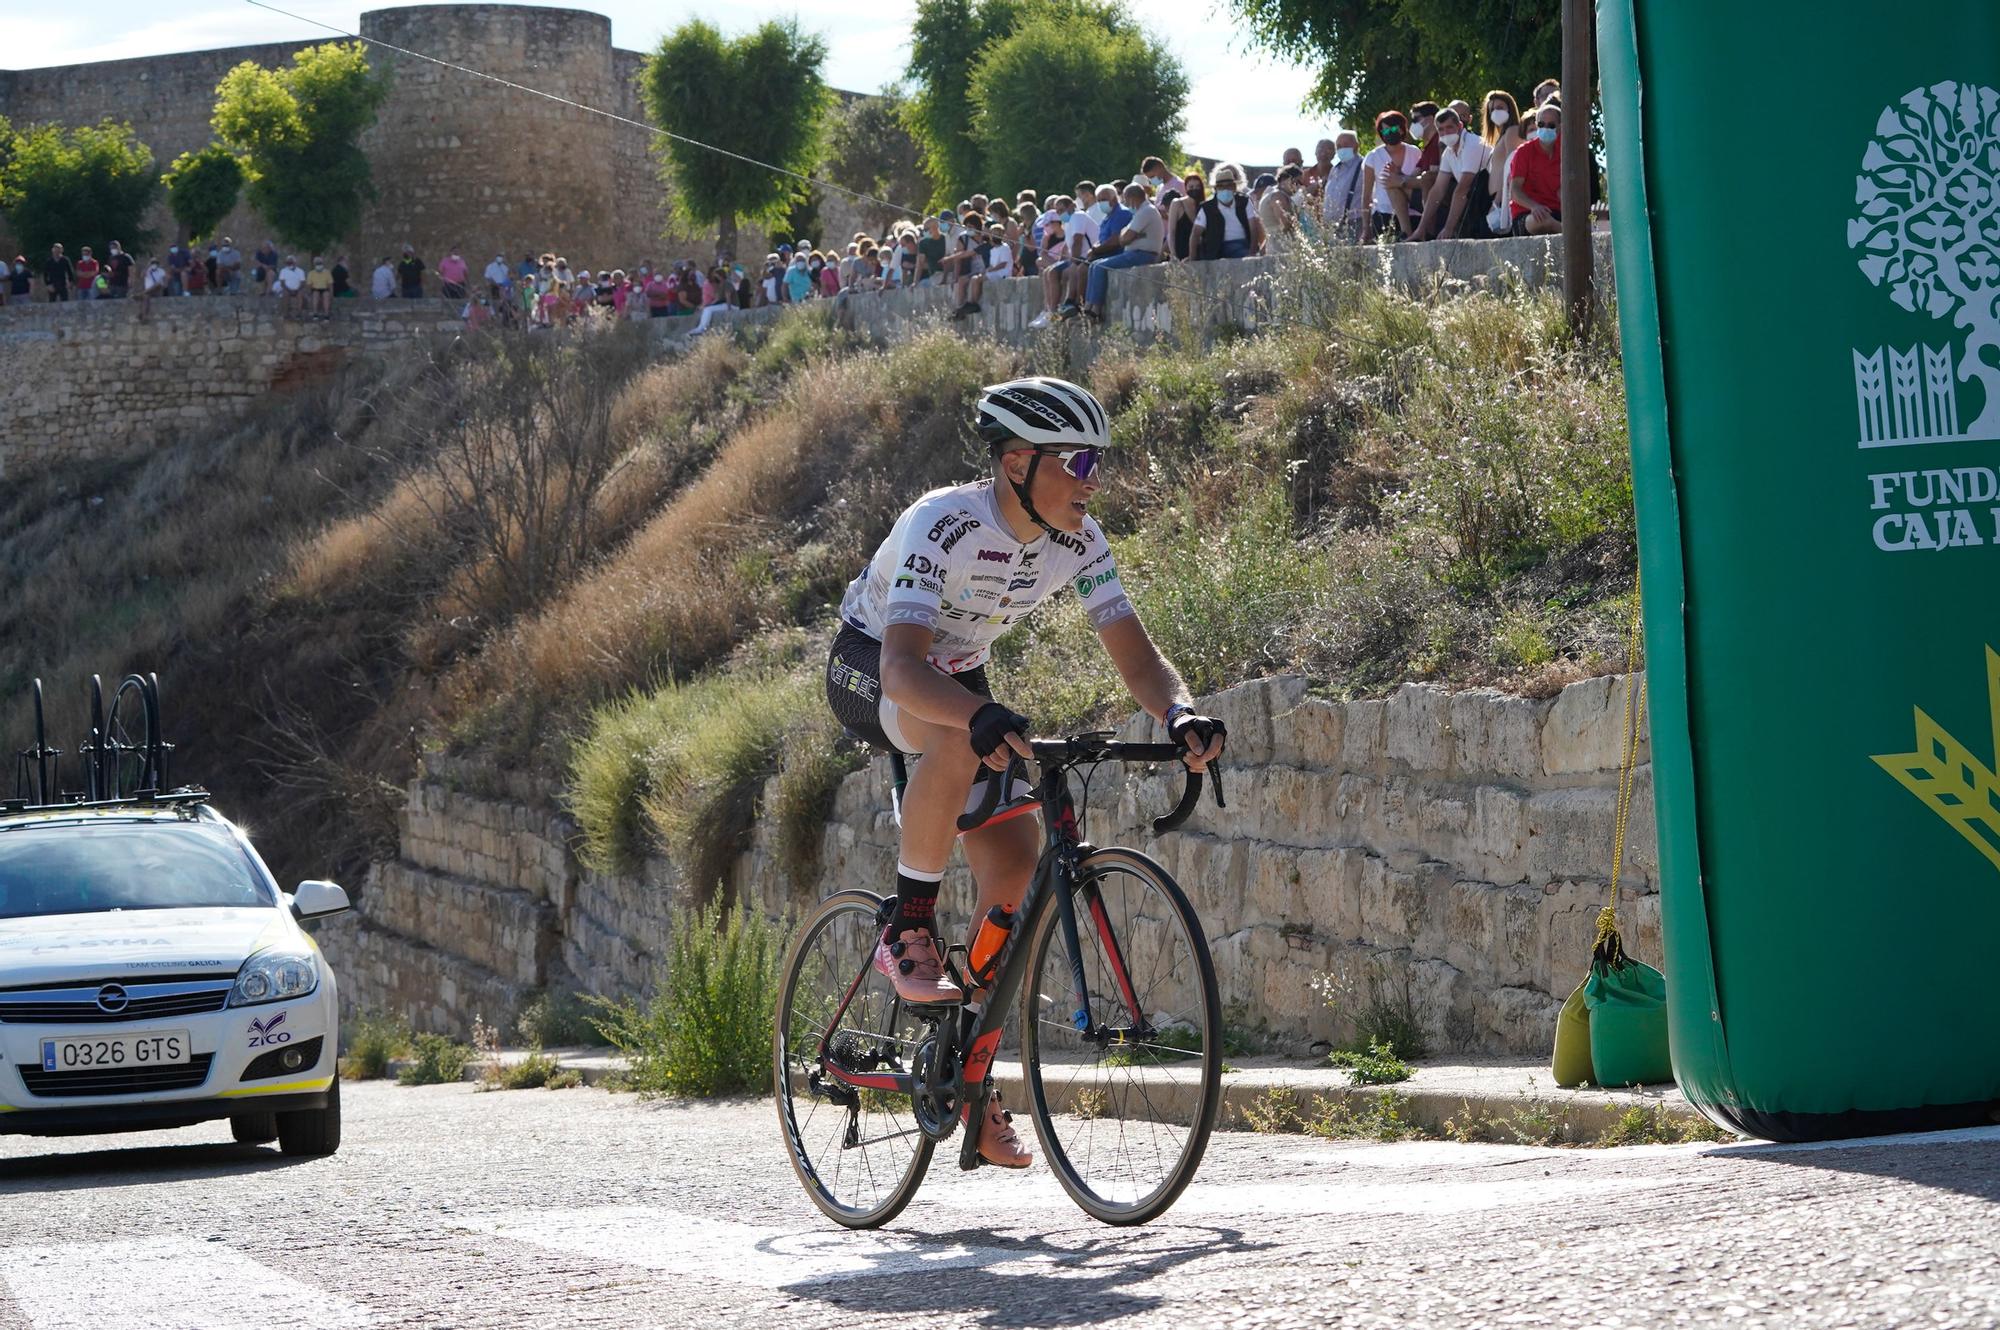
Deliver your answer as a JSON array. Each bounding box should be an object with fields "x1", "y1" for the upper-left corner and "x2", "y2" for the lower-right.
[
  {"x1": 1584, "y1": 944, "x2": 1672, "y2": 1087},
  {"x1": 1552, "y1": 980, "x2": 1595, "y2": 1088}
]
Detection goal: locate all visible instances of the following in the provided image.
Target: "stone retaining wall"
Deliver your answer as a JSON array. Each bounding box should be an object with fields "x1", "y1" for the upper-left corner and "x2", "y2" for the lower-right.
[
  {"x1": 3, "y1": 231, "x2": 1611, "y2": 478},
  {"x1": 319, "y1": 669, "x2": 1654, "y2": 1058}
]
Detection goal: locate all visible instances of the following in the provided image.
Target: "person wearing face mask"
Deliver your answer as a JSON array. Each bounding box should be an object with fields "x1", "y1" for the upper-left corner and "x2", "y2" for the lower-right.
[
  {"x1": 1412, "y1": 107, "x2": 1495, "y2": 241},
  {"x1": 1318, "y1": 133, "x2": 1367, "y2": 244},
  {"x1": 1480, "y1": 90, "x2": 1527, "y2": 237},
  {"x1": 1509, "y1": 101, "x2": 1565, "y2": 235},
  {"x1": 1190, "y1": 163, "x2": 1261, "y2": 260},
  {"x1": 3, "y1": 255, "x2": 29, "y2": 307},
  {"x1": 1362, "y1": 111, "x2": 1424, "y2": 243},
  {"x1": 1164, "y1": 169, "x2": 1206, "y2": 261},
  {"x1": 104, "y1": 242, "x2": 133, "y2": 299}
]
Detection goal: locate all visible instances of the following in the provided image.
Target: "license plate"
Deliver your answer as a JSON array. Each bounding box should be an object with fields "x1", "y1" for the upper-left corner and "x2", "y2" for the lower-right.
[{"x1": 40, "y1": 1030, "x2": 190, "y2": 1072}]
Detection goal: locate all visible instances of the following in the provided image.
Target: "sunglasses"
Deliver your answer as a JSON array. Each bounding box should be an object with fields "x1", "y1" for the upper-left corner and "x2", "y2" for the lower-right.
[{"x1": 1036, "y1": 445, "x2": 1102, "y2": 481}]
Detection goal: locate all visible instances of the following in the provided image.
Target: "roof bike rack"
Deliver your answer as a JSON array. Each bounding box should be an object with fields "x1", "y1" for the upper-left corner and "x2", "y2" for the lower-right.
[{"x1": 6, "y1": 673, "x2": 200, "y2": 816}]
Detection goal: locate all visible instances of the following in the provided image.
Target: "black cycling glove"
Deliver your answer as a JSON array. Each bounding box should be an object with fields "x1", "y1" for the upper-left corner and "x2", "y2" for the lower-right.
[
  {"x1": 968, "y1": 701, "x2": 1032, "y2": 760},
  {"x1": 1167, "y1": 708, "x2": 1227, "y2": 753}
]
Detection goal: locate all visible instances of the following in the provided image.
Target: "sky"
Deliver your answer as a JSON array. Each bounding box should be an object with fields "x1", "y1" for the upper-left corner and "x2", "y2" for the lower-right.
[{"x1": 5, "y1": 0, "x2": 1347, "y2": 164}]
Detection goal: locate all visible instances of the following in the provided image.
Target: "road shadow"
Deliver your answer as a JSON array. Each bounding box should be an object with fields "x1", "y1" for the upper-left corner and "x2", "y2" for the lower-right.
[
  {"x1": 0, "y1": 1140, "x2": 302, "y2": 1193},
  {"x1": 1699, "y1": 1125, "x2": 2000, "y2": 1205},
  {"x1": 774, "y1": 1223, "x2": 1271, "y2": 1328}
]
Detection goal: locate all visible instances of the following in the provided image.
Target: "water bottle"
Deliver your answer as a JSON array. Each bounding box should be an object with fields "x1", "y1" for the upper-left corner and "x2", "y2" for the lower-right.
[{"x1": 968, "y1": 904, "x2": 1015, "y2": 980}]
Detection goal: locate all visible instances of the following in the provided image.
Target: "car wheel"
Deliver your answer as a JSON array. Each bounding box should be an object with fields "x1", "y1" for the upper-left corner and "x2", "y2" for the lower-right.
[
  {"x1": 276, "y1": 1077, "x2": 342, "y2": 1157},
  {"x1": 230, "y1": 1112, "x2": 279, "y2": 1145}
]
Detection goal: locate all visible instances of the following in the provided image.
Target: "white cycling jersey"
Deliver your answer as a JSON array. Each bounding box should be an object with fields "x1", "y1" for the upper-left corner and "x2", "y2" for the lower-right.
[{"x1": 839, "y1": 480, "x2": 1136, "y2": 673}]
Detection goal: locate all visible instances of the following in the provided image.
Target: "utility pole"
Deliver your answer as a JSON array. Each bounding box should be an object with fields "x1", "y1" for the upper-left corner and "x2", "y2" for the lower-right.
[{"x1": 1561, "y1": 0, "x2": 1595, "y2": 339}]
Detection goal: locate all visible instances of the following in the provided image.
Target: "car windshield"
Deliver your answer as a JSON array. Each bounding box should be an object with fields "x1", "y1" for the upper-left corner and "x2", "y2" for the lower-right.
[{"x1": 0, "y1": 822, "x2": 273, "y2": 919}]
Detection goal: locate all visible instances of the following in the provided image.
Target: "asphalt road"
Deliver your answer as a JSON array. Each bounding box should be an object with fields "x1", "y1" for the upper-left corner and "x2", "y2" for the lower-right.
[{"x1": 2, "y1": 1081, "x2": 1997, "y2": 1329}]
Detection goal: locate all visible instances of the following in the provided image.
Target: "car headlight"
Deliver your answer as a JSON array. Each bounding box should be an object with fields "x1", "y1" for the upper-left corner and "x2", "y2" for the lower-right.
[{"x1": 229, "y1": 948, "x2": 320, "y2": 1006}]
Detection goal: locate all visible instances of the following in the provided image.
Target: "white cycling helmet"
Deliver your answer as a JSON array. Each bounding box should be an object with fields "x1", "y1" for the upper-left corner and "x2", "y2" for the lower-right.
[{"x1": 976, "y1": 376, "x2": 1110, "y2": 451}]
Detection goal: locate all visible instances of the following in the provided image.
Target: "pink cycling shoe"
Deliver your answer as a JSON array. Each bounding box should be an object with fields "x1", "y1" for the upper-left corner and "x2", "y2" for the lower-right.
[{"x1": 874, "y1": 927, "x2": 963, "y2": 1005}]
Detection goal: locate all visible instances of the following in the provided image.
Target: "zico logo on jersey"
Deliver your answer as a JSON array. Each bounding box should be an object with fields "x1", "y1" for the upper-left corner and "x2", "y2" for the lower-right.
[
  {"x1": 1074, "y1": 569, "x2": 1118, "y2": 598},
  {"x1": 976, "y1": 549, "x2": 1014, "y2": 564}
]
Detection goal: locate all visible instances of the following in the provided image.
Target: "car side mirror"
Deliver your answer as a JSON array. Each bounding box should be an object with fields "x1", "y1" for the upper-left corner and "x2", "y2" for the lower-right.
[{"x1": 291, "y1": 879, "x2": 351, "y2": 920}]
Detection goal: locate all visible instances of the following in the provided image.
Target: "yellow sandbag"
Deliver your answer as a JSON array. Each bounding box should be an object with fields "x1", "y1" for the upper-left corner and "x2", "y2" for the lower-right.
[{"x1": 1552, "y1": 978, "x2": 1594, "y2": 1088}]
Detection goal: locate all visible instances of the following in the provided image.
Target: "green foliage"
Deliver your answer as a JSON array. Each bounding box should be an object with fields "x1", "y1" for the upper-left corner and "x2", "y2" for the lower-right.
[
  {"x1": 586, "y1": 900, "x2": 783, "y2": 1097},
  {"x1": 397, "y1": 1032, "x2": 476, "y2": 1086},
  {"x1": 212, "y1": 42, "x2": 387, "y2": 253},
  {"x1": 1316, "y1": 965, "x2": 1430, "y2": 1061},
  {"x1": 339, "y1": 1011, "x2": 410, "y2": 1080},
  {"x1": 567, "y1": 666, "x2": 826, "y2": 885},
  {"x1": 902, "y1": 0, "x2": 1160, "y2": 205},
  {"x1": 967, "y1": 11, "x2": 1188, "y2": 197},
  {"x1": 643, "y1": 19, "x2": 831, "y2": 254},
  {"x1": 1222, "y1": 0, "x2": 1561, "y2": 133},
  {"x1": 515, "y1": 990, "x2": 607, "y2": 1048},
  {"x1": 1597, "y1": 1104, "x2": 1730, "y2": 1147},
  {"x1": 162, "y1": 144, "x2": 244, "y2": 242},
  {"x1": 0, "y1": 119, "x2": 159, "y2": 260},
  {"x1": 486, "y1": 1049, "x2": 564, "y2": 1090},
  {"x1": 820, "y1": 90, "x2": 931, "y2": 235},
  {"x1": 1327, "y1": 1037, "x2": 1415, "y2": 1085}
]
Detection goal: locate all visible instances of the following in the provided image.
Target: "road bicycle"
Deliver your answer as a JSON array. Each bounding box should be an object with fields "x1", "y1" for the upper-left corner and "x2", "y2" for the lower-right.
[{"x1": 774, "y1": 732, "x2": 1225, "y2": 1228}]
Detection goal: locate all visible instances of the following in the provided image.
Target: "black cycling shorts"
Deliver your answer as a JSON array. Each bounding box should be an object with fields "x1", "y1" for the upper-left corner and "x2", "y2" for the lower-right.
[{"x1": 826, "y1": 623, "x2": 989, "y2": 754}]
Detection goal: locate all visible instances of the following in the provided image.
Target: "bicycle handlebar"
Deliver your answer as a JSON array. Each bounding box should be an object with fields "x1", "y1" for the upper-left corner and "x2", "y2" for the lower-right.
[{"x1": 954, "y1": 736, "x2": 1225, "y2": 835}]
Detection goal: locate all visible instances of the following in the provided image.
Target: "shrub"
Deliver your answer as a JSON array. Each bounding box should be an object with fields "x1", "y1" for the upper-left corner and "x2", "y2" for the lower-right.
[
  {"x1": 340, "y1": 1011, "x2": 410, "y2": 1080},
  {"x1": 515, "y1": 989, "x2": 606, "y2": 1048},
  {"x1": 586, "y1": 900, "x2": 783, "y2": 1097},
  {"x1": 1327, "y1": 1037, "x2": 1415, "y2": 1085},
  {"x1": 488, "y1": 1049, "x2": 563, "y2": 1091},
  {"x1": 568, "y1": 665, "x2": 827, "y2": 883},
  {"x1": 397, "y1": 1032, "x2": 476, "y2": 1086}
]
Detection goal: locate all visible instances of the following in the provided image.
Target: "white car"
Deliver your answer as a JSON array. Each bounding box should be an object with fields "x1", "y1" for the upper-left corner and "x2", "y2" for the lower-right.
[{"x1": 0, "y1": 795, "x2": 349, "y2": 1155}]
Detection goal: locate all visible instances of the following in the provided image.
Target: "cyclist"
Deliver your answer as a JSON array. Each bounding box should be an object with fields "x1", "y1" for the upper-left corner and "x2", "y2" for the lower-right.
[{"x1": 823, "y1": 375, "x2": 1226, "y2": 1169}]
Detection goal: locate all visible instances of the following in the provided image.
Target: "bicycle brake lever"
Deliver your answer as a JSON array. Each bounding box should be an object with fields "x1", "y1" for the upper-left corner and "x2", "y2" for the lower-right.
[{"x1": 1209, "y1": 760, "x2": 1227, "y2": 809}]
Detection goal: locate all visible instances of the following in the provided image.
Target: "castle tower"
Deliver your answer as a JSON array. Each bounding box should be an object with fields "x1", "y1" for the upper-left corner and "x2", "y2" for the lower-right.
[{"x1": 353, "y1": 5, "x2": 623, "y2": 275}]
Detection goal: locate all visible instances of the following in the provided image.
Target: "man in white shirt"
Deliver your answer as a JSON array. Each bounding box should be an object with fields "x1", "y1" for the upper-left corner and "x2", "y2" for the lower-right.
[
  {"x1": 1319, "y1": 132, "x2": 1368, "y2": 243},
  {"x1": 1082, "y1": 182, "x2": 1164, "y2": 319},
  {"x1": 483, "y1": 253, "x2": 512, "y2": 299},
  {"x1": 371, "y1": 256, "x2": 395, "y2": 299},
  {"x1": 276, "y1": 255, "x2": 307, "y2": 316},
  {"x1": 1412, "y1": 106, "x2": 1496, "y2": 240}
]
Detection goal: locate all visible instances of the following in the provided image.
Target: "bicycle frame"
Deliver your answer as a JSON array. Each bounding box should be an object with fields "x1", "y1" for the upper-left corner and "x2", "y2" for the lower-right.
[{"x1": 813, "y1": 736, "x2": 1214, "y2": 1162}]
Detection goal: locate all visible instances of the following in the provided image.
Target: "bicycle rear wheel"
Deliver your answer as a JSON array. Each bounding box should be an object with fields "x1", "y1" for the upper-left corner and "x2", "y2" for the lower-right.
[
  {"x1": 1020, "y1": 846, "x2": 1222, "y2": 1225},
  {"x1": 774, "y1": 889, "x2": 935, "y2": 1229}
]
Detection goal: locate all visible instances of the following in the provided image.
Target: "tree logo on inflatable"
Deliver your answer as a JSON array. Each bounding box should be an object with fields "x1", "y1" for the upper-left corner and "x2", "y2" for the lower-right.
[{"x1": 1847, "y1": 80, "x2": 2000, "y2": 447}]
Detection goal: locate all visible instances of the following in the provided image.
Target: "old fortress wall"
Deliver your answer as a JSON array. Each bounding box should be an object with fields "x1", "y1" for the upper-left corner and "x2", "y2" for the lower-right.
[{"x1": 0, "y1": 4, "x2": 687, "y2": 271}]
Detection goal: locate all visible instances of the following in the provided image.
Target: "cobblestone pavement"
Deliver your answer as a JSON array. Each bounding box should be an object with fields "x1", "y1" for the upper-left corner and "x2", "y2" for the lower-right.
[{"x1": 2, "y1": 1083, "x2": 1997, "y2": 1329}]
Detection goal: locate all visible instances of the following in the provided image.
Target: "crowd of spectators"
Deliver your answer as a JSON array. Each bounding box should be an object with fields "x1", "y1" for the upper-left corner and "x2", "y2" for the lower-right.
[{"x1": 0, "y1": 80, "x2": 1577, "y2": 327}]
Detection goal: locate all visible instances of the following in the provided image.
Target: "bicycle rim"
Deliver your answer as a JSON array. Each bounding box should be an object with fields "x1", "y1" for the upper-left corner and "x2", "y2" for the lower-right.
[
  {"x1": 773, "y1": 890, "x2": 935, "y2": 1228},
  {"x1": 1021, "y1": 847, "x2": 1222, "y2": 1225}
]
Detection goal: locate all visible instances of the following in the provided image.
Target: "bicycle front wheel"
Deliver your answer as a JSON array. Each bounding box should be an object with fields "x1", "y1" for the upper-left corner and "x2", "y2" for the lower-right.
[
  {"x1": 1019, "y1": 846, "x2": 1222, "y2": 1225},
  {"x1": 774, "y1": 889, "x2": 935, "y2": 1229}
]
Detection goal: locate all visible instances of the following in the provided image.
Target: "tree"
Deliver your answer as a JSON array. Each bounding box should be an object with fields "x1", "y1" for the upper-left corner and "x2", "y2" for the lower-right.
[
  {"x1": 1849, "y1": 80, "x2": 2000, "y2": 438},
  {"x1": 212, "y1": 42, "x2": 387, "y2": 254},
  {"x1": 967, "y1": 12, "x2": 1186, "y2": 198},
  {"x1": 0, "y1": 120, "x2": 159, "y2": 260},
  {"x1": 163, "y1": 145, "x2": 245, "y2": 243},
  {"x1": 642, "y1": 18, "x2": 832, "y2": 261},
  {"x1": 902, "y1": 0, "x2": 1142, "y2": 206},
  {"x1": 1222, "y1": 0, "x2": 1560, "y2": 134},
  {"x1": 821, "y1": 90, "x2": 931, "y2": 233}
]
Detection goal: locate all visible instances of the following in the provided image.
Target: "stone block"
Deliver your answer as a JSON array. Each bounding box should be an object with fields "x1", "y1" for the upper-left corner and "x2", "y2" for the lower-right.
[
  {"x1": 1450, "y1": 689, "x2": 1548, "y2": 780},
  {"x1": 1385, "y1": 684, "x2": 1453, "y2": 771},
  {"x1": 1339, "y1": 698, "x2": 1386, "y2": 773},
  {"x1": 1466, "y1": 784, "x2": 1531, "y2": 883},
  {"x1": 1271, "y1": 694, "x2": 1345, "y2": 769},
  {"x1": 1543, "y1": 673, "x2": 1648, "y2": 776},
  {"x1": 1524, "y1": 787, "x2": 1618, "y2": 884},
  {"x1": 1197, "y1": 675, "x2": 1306, "y2": 766}
]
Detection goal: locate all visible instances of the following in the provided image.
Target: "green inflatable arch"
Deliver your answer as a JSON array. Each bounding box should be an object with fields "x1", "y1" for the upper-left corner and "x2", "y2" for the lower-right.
[{"x1": 1601, "y1": 0, "x2": 2000, "y2": 1140}]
